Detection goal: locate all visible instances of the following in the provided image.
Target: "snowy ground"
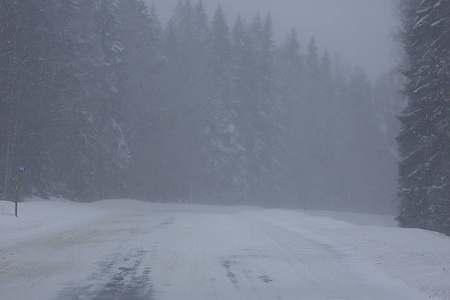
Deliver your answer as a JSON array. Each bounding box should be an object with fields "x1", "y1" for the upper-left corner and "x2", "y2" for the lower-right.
[{"x1": 1, "y1": 198, "x2": 449, "y2": 300}]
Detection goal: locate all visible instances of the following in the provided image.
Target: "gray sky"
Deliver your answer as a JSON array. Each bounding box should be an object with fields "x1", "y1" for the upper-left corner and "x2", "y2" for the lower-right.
[{"x1": 147, "y1": 0, "x2": 399, "y2": 79}]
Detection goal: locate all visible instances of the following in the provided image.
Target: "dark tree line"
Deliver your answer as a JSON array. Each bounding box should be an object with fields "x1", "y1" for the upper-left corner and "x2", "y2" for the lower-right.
[
  {"x1": 0, "y1": 0, "x2": 400, "y2": 212},
  {"x1": 0, "y1": 0, "x2": 129, "y2": 201},
  {"x1": 396, "y1": 0, "x2": 450, "y2": 235}
]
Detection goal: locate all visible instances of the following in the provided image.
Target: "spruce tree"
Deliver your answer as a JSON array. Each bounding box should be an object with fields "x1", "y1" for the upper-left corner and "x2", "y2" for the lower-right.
[
  {"x1": 92, "y1": 0, "x2": 130, "y2": 200},
  {"x1": 230, "y1": 15, "x2": 253, "y2": 203},
  {"x1": 397, "y1": 0, "x2": 450, "y2": 234},
  {"x1": 201, "y1": 5, "x2": 235, "y2": 202},
  {"x1": 341, "y1": 68, "x2": 385, "y2": 210},
  {"x1": 300, "y1": 37, "x2": 325, "y2": 206},
  {"x1": 117, "y1": 0, "x2": 163, "y2": 200},
  {"x1": 160, "y1": 0, "x2": 208, "y2": 201},
  {"x1": 317, "y1": 49, "x2": 341, "y2": 206},
  {"x1": 242, "y1": 13, "x2": 284, "y2": 204},
  {"x1": 279, "y1": 29, "x2": 305, "y2": 206}
]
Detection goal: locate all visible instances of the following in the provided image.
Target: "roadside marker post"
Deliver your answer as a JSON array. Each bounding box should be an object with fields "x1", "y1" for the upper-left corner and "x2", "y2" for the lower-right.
[
  {"x1": 15, "y1": 166, "x2": 26, "y2": 217},
  {"x1": 14, "y1": 177, "x2": 18, "y2": 217}
]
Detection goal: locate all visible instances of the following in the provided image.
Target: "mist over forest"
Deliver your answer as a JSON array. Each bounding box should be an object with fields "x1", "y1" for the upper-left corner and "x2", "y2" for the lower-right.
[{"x1": 2, "y1": 0, "x2": 448, "y2": 234}]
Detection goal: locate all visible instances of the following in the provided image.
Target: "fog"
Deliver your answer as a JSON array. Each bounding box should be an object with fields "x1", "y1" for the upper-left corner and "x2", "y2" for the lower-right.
[
  {"x1": 1, "y1": 0, "x2": 404, "y2": 215},
  {"x1": 140, "y1": 0, "x2": 403, "y2": 213},
  {"x1": 148, "y1": 0, "x2": 398, "y2": 79}
]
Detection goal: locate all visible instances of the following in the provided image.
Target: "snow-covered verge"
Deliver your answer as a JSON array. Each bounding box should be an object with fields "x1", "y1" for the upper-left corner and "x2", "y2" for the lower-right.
[
  {"x1": 1, "y1": 197, "x2": 106, "y2": 245},
  {"x1": 1, "y1": 198, "x2": 449, "y2": 300},
  {"x1": 304, "y1": 210, "x2": 399, "y2": 227},
  {"x1": 258, "y1": 209, "x2": 450, "y2": 299}
]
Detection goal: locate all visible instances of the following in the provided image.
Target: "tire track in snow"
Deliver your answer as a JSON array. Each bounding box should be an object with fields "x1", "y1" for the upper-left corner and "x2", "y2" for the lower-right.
[{"x1": 58, "y1": 248, "x2": 153, "y2": 300}]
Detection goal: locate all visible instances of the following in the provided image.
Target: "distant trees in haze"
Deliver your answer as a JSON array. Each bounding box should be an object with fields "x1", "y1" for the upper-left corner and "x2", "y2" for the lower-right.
[{"x1": 0, "y1": 0, "x2": 400, "y2": 213}]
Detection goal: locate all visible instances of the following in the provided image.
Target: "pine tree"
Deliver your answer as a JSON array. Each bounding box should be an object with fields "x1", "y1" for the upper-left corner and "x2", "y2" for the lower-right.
[
  {"x1": 298, "y1": 36, "x2": 326, "y2": 206},
  {"x1": 230, "y1": 15, "x2": 253, "y2": 203},
  {"x1": 35, "y1": 0, "x2": 92, "y2": 199},
  {"x1": 89, "y1": 0, "x2": 130, "y2": 200},
  {"x1": 317, "y1": 48, "x2": 341, "y2": 207},
  {"x1": 373, "y1": 73, "x2": 405, "y2": 212},
  {"x1": 159, "y1": 0, "x2": 209, "y2": 201},
  {"x1": 201, "y1": 5, "x2": 236, "y2": 202},
  {"x1": 397, "y1": 0, "x2": 450, "y2": 234},
  {"x1": 258, "y1": 14, "x2": 285, "y2": 204},
  {"x1": 51, "y1": 0, "x2": 104, "y2": 201},
  {"x1": 340, "y1": 68, "x2": 386, "y2": 211},
  {"x1": 279, "y1": 29, "x2": 305, "y2": 206},
  {"x1": 117, "y1": 0, "x2": 164, "y2": 200},
  {"x1": 244, "y1": 13, "x2": 284, "y2": 204}
]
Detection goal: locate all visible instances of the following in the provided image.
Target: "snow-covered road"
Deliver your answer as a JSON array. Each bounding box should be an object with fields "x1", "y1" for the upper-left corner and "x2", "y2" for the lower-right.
[{"x1": 1, "y1": 199, "x2": 449, "y2": 300}]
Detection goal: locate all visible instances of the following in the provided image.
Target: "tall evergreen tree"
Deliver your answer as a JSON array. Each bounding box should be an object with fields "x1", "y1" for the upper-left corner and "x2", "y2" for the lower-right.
[
  {"x1": 297, "y1": 36, "x2": 327, "y2": 206},
  {"x1": 203, "y1": 6, "x2": 246, "y2": 203},
  {"x1": 201, "y1": 5, "x2": 237, "y2": 202},
  {"x1": 117, "y1": 0, "x2": 163, "y2": 200},
  {"x1": 279, "y1": 29, "x2": 305, "y2": 206},
  {"x1": 397, "y1": 0, "x2": 450, "y2": 234},
  {"x1": 339, "y1": 68, "x2": 385, "y2": 211},
  {"x1": 230, "y1": 15, "x2": 253, "y2": 203},
  {"x1": 160, "y1": 0, "x2": 209, "y2": 201},
  {"x1": 317, "y1": 48, "x2": 341, "y2": 206},
  {"x1": 373, "y1": 73, "x2": 405, "y2": 212},
  {"x1": 243, "y1": 14, "x2": 284, "y2": 204},
  {"x1": 36, "y1": 0, "x2": 93, "y2": 199},
  {"x1": 80, "y1": 0, "x2": 130, "y2": 200}
]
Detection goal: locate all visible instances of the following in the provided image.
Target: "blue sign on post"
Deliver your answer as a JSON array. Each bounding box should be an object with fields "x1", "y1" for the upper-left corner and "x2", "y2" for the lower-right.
[{"x1": 18, "y1": 167, "x2": 26, "y2": 172}]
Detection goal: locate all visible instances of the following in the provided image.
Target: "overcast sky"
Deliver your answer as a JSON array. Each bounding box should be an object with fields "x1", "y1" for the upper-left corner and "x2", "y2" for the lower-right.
[{"x1": 147, "y1": 0, "x2": 399, "y2": 79}]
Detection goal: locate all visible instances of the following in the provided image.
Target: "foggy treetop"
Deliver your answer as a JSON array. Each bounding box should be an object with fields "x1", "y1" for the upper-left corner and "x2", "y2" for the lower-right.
[{"x1": 149, "y1": 0, "x2": 398, "y2": 79}]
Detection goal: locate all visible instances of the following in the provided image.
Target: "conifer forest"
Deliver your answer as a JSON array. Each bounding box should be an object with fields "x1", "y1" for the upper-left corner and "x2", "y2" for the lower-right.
[{"x1": 0, "y1": 0, "x2": 449, "y2": 235}]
